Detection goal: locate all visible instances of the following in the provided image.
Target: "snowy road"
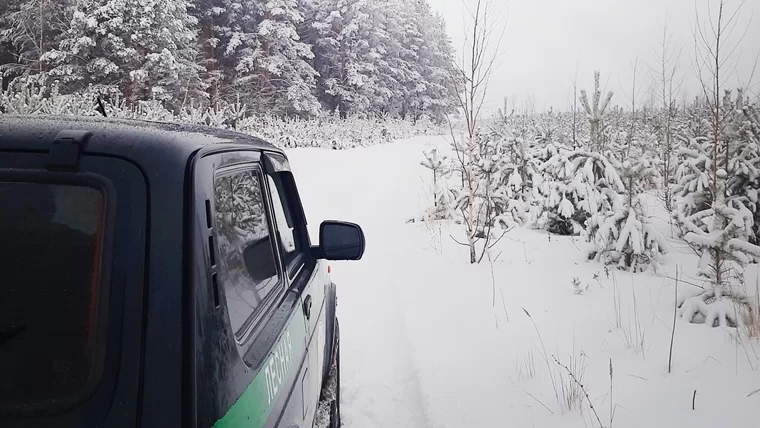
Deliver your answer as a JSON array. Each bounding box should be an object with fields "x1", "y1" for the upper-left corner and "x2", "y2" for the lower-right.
[{"x1": 288, "y1": 139, "x2": 438, "y2": 427}]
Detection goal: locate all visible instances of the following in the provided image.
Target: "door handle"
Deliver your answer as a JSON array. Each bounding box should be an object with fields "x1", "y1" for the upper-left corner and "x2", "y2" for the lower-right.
[{"x1": 303, "y1": 295, "x2": 312, "y2": 320}]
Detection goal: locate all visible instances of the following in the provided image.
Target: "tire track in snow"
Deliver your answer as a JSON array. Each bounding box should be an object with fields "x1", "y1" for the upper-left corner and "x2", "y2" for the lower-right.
[{"x1": 287, "y1": 140, "x2": 438, "y2": 428}]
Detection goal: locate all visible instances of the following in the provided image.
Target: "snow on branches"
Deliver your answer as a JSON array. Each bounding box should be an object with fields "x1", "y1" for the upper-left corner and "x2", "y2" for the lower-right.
[
  {"x1": 533, "y1": 147, "x2": 624, "y2": 236},
  {"x1": 674, "y1": 91, "x2": 760, "y2": 326},
  {"x1": 589, "y1": 156, "x2": 666, "y2": 271},
  {"x1": 579, "y1": 71, "x2": 614, "y2": 152},
  {"x1": 0, "y1": 0, "x2": 459, "y2": 119},
  {"x1": 419, "y1": 145, "x2": 455, "y2": 221}
]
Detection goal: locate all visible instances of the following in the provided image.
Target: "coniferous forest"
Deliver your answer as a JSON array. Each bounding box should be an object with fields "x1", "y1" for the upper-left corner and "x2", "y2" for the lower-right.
[{"x1": 0, "y1": 0, "x2": 459, "y2": 121}]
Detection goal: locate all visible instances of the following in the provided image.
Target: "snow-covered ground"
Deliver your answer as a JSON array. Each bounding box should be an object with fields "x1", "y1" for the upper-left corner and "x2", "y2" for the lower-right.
[{"x1": 288, "y1": 136, "x2": 760, "y2": 428}]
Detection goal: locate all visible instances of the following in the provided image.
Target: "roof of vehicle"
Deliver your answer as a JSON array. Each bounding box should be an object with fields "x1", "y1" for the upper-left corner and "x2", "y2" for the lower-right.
[{"x1": 0, "y1": 114, "x2": 282, "y2": 160}]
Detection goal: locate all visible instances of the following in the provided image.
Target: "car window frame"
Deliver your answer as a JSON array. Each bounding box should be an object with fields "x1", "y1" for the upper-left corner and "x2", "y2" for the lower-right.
[
  {"x1": 0, "y1": 174, "x2": 111, "y2": 414},
  {"x1": 211, "y1": 162, "x2": 289, "y2": 349},
  {"x1": 261, "y1": 152, "x2": 315, "y2": 285}
]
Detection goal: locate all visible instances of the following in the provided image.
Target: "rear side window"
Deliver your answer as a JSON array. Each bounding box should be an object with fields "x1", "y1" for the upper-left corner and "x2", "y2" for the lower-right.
[
  {"x1": 0, "y1": 182, "x2": 105, "y2": 411},
  {"x1": 213, "y1": 168, "x2": 282, "y2": 342}
]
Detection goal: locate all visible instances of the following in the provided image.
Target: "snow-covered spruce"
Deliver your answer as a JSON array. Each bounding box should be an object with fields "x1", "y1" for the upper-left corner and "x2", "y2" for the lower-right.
[
  {"x1": 673, "y1": 135, "x2": 714, "y2": 220},
  {"x1": 485, "y1": 121, "x2": 542, "y2": 229},
  {"x1": 0, "y1": 0, "x2": 459, "y2": 120},
  {"x1": 726, "y1": 97, "x2": 760, "y2": 245},
  {"x1": 676, "y1": 188, "x2": 758, "y2": 326},
  {"x1": 446, "y1": 129, "x2": 530, "y2": 257},
  {"x1": 579, "y1": 71, "x2": 614, "y2": 152},
  {"x1": 674, "y1": 91, "x2": 760, "y2": 327},
  {"x1": 589, "y1": 157, "x2": 666, "y2": 272},
  {"x1": 482, "y1": 152, "x2": 530, "y2": 231},
  {"x1": 418, "y1": 145, "x2": 455, "y2": 221},
  {"x1": 532, "y1": 147, "x2": 623, "y2": 236},
  {"x1": 39, "y1": 0, "x2": 202, "y2": 108},
  {"x1": 301, "y1": 0, "x2": 457, "y2": 119}
]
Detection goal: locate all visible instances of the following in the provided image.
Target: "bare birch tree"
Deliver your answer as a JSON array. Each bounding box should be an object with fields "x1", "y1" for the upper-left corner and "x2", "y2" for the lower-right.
[
  {"x1": 569, "y1": 61, "x2": 581, "y2": 148},
  {"x1": 650, "y1": 15, "x2": 683, "y2": 212},
  {"x1": 449, "y1": 0, "x2": 506, "y2": 263},
  {"x1": 622, "y1": 55, "x2": 645, "y2": 157},
  {"x1": 692, "y1": 0, "x2": 754, "y2": 196}
]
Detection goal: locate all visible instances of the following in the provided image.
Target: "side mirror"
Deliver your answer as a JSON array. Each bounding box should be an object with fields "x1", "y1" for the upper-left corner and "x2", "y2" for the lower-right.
[
  {"x1": 319, "y1": 221, "x2": 365, "y2": 261},
  {"x1": 243, "y1": 235, "x2": 278, "y2": 281}
]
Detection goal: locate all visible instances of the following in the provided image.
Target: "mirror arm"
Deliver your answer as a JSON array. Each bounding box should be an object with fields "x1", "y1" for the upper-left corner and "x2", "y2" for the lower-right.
[{"x1": 310, "y1": 245, "x2": 324, "y2": 260}]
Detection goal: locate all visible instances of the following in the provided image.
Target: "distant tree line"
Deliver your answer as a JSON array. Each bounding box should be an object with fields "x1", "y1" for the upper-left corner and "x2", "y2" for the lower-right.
[{"x1": 0, "y1": 0, "x2": 458, "y2": 121}]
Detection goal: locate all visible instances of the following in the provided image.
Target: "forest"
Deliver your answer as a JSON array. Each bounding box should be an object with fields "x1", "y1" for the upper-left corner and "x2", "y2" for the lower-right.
[{"x1": 0, "y1": 0, "x2": 458, "y2": 121}]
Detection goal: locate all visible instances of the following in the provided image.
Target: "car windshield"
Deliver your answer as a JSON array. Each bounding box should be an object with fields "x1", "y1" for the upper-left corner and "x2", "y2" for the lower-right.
[
  {"x1": 2, "y1": 0, "x2": 760, "y2": 426},
  {"x1": 0, "y1": 182, "x2": 105, "y2": 412}
]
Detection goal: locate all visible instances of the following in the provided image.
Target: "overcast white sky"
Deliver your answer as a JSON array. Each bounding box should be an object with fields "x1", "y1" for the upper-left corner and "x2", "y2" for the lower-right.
[{"x1": 427, "y1": 0, "x2": 760, "y2": 113}]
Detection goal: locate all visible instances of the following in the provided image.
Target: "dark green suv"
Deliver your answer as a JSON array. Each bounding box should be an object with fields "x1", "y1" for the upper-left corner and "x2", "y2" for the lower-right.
[{"x1": 0, "y1": 115, "x2": 365, "y2": 428}]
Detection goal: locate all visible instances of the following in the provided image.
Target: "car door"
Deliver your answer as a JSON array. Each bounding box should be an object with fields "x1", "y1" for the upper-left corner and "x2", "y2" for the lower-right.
[
  {"x1": 261, "y1": 152, "x2": 331, "y2": 426},
  {"x1": 190, "y1": 149, "x2": 311, "y2": 428}
]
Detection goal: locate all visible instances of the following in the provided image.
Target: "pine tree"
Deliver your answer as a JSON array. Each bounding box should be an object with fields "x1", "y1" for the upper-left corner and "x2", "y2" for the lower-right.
[
  {"x1": 309, "y1": 0, "x2": 379, "y2": 116},
  {"x1": 232, "y1": 0, "x2": 320, "y2": 115},
  {"x1": 40, "y1": 0, "x2": 202, "y2": 108},
  {"x1": 580, "y1": 71, "x2": 614, "y2": 151},
  {"x1": 590, "y1": 151, "x2": 666, "y2": 272},
  {"x1": 673, "y1": 134, "x2": 713, "y2": 218},
  {"x1": 534, "y1": 146, "x2": 624, "y2": 236},
  {"x1": 486, "y1": 116, "x2": 541, "y2": 228},
  {"x1": 675, "y1": 92, "x2": 760, "y2": 326},
  {"x1": 420, "y1": 145, "x2": 454, "y2": 220},
  {"x1": 192, "y1": 0, "x2": 238, "y2": 107},
  {"x1": 725, "y1": 96, "x2": 760, "y2": 244},
  {"x1": 406, "y1": 3, "x2": 457, "y2": 123},
  {"x1": 373, "y1": 0, "x2": 412, "y2": 117},
  {"x1": 0, "y1": 0, "x2": 71, "y2": 83},
  {"x1": 452, "y1": 132, "x2": 515, "y2": 236},
  {"x1": 0, "y1": 0, "x2": 458, "y2": 118}
]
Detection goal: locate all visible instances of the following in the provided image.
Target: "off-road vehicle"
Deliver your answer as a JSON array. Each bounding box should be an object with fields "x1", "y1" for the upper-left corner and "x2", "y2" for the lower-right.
[{"x1": 0, "y1": 115, "x2": 365, "y2": 428}]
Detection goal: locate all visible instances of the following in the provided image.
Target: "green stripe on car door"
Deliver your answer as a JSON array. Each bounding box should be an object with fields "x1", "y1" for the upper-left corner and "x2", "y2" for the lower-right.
[{"x1": 213, "y1": 310, "x2": 307, "y2": 428}]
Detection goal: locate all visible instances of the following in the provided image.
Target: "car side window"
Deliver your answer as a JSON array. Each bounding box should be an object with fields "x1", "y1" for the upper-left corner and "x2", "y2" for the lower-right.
[
  {"x1": 267, "y1": 174, "x2": 307, "y2": 278},
  {"x1": 213, "y1": 167, "x2": 283, "y2": 342}
]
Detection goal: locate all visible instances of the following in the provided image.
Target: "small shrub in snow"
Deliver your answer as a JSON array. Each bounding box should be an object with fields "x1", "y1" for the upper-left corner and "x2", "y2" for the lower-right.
[
  {"x1": 571, "y1": 277, "x2": 589, "y2": 295},
  {"x1": 553, "y1": 353, "x2": 589, "y2": 414}
]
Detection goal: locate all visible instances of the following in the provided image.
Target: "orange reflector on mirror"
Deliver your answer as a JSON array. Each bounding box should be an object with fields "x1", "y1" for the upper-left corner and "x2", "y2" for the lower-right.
[{"x1": 328, "y1": 265, "x2": 332, "y2": 274}]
